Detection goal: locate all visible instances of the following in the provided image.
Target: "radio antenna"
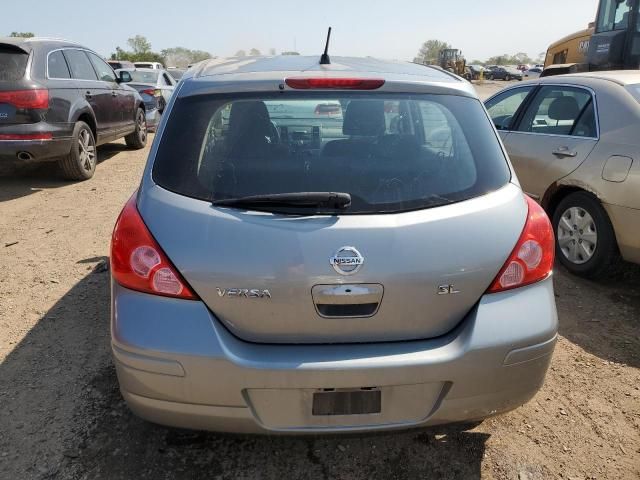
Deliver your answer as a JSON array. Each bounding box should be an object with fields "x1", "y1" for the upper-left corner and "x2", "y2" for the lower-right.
[{"x1": 320, "y1": 27, "x2": 332, "y2": 65}]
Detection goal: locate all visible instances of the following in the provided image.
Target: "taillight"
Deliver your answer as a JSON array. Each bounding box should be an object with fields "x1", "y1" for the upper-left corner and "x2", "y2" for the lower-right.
[
  {"x1": 285, "y1": 78, "x2": 385, "y2": 90},
  {"x1": 487, "y1": 196, "x2": 555, "y2": 293},
  {"x1": 0, "y1": 89, "x2": 49, "y2": 109},
  {"x1": 141, "y1": 88, "x2": 161, "y2": 97},
  {"x1": 111, "y1": 194, "x2": 197, "y2": 300}
]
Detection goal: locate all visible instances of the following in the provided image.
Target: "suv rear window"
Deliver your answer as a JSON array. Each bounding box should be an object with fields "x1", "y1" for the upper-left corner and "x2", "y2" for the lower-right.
[
  {"x1": 153, "y1": 93, "x2": 510, "y2": 214},
  {"x1": 626, "y1": 84, "x2": 640, "y2": 102},
  {"x1": 0, "y1": 46, "x2": 28, "y2": 81}
]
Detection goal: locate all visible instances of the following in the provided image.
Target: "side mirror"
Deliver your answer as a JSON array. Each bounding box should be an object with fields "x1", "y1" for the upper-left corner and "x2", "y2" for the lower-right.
[{"x1": 118, "y1": 71, "x2": 132, "y2": 83}]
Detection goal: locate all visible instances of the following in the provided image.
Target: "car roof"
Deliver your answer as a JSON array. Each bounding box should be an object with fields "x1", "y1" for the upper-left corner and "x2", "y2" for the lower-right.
[
  {"x1": 554, "y1": 70, "x2": 640, "y2": 86},
  {"x1": 181, "y1": 55, "x2": 476, "y2": 98},
  {"x1": 490, "y1": 71, "x2": 639, "y2": 100},
  {"x1": 0, "y1": 36, "x2": 86, "y2": 53}
]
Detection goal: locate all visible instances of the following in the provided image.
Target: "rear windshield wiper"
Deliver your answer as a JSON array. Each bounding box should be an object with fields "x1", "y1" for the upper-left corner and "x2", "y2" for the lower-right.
[{"x1": 212, "y1": 192, "x2": 352, "y2": 210}]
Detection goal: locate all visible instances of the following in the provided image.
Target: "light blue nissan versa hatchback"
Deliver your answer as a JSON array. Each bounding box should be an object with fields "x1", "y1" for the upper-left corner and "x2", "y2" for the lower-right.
[{"x1": 110, "y1": 55, "x2": 558, "y2": 434}]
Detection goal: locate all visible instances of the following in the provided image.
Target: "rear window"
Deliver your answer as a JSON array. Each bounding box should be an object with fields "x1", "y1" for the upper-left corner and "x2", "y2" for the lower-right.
[
  {"x1": 130, "y1": 70, "x2": 159, "y2": 83},
  {"x1": 0, "y1": 47, "x2": 28, "y2": 81},
  {"x1": 153, "y1": 93, "x2": 510, "y2": 214},
  {"x1": 626, "y1": 84, "x2": 640, "y2": 102},
  {"x1": 168, "y1": 69, "x2": 185, "y2": 80}
]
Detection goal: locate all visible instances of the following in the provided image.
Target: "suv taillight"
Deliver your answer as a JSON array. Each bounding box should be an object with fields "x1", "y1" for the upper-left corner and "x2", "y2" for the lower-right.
[
  {"x1": 487, "y1": 195, "x2": 555, "y2": 293},
  {"x1": 111, "y1": 194, "x2": 197, "y2": 300},
  {"x1": 0, "y1": 89, "x2": 49, "y2": 109}
]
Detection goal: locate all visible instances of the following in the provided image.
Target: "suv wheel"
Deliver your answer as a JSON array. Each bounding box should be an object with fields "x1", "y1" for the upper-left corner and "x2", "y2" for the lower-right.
[
  {"x1": 552, "y1": 192, "x2": 619, "y2": 278},
  {"x1": 59, "y1": 121, "x2": 96, "y2": 181},
  {"x1": 158, "y1": 97, "x2": 166, "y2": 113},
  {"x1": 505, "y1": 74, "x2": 511, "y2": 81},
  {"x1": 125, "y1": 108, "x2": 147, "y2": 149}
]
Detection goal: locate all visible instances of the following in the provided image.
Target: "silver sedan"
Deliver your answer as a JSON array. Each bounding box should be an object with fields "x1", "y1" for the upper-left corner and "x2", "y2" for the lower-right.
[
  {"x1": 119, "y1": 68, "x2": 177, "y2": 113},
  {"x1": 485, "y1": 71, "x2": 640, "y2": 277}
]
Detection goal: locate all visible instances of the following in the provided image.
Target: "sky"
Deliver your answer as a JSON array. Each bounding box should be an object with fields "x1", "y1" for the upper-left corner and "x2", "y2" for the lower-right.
[{"x1": 3, "y1": 0, "x2": 600, "y2": 62}]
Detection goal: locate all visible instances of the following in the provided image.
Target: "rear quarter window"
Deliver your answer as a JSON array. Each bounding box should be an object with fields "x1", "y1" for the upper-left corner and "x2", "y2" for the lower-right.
[
  {"x1": 153, "y1": 92, "x2": 511, "y2": 214},
  {"x1": 48, "y1": 50, "x2": 71, "y2": 79},
  {"x1": 0, "y1": 46, "x2": 28, "y2": 81}
]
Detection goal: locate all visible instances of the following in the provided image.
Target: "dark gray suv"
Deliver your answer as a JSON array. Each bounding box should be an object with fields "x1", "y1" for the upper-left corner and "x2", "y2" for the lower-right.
[{"x1": 0, "y1": 37, "x2": 147, "y2": 180}]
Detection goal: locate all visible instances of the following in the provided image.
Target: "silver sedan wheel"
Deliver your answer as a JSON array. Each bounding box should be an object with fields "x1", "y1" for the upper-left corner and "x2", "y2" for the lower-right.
[
  {"x1": 557, "y1": 206, "x2": 598, "y2": 264},
  {"x1": 78, "y1": 128, "x2": 96, "y2": 172}
]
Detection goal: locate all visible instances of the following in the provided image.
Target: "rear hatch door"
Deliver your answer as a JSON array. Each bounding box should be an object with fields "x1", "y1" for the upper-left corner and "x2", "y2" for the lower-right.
[
  {"x1": 140, "y1": 89, "x2": 524, "y2": 344},
  {"x1": 0, "y1": 43, "x2": 35, "y2": 126},
  {"x1": 140, "y1": 184, "x2": 526, "y2": 344}
]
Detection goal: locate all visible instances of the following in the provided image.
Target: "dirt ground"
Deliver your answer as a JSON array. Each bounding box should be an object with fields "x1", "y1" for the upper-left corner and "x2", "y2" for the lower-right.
[{"x1": 0, "y1": 82, "x2": 639, "y2": 479}]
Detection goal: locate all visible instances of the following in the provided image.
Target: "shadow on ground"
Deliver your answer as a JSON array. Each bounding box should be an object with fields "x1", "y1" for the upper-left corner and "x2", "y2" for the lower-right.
[
  {"x1": 0, "y1": 143, "x2": 128, "y2": 202},
  {"x1": 555, "y1": 261, "x2": 640, "y2": 368}
]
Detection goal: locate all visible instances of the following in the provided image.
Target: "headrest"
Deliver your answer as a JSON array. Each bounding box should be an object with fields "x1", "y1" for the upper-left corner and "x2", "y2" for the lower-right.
[
  {"x1": 227, "y1": 101, "x2": 272, "y2": 141},
  {"x1": 343, "y1": 100, "x2": 386, "y2": 136},
  {"x1": 548, "y1": 96, "x2": 580, "y2": 121}
]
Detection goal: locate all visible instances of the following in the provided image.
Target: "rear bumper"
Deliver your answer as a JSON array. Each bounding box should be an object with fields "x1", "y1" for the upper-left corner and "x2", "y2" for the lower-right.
[
  {"x1": 111, "y1": 277, "x2": 558, "y2": 434},
  {"x1": 0, "y1": 137, "x2": 71, "y2": 163},
  {"x1": 0, "y1": 122, "x2": 73, "y2": 162}
]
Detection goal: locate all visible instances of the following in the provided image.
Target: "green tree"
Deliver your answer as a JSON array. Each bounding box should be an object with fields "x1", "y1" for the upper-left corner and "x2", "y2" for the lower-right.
[
  {"x1": 161, "y1": 47, "x2": 211, "y2": 68},
  {"x1": 249, "y1": 48, "x2": 261, "y2": 56},
  {"x1": 235, "y1": 49, "x2": 246, "y2": 57},
  {"x1": 268, "y1": 48, "x2": 276, "y2": 56},
  {"x1": 414, "y1": 39, "x2": 451, "y2": 65},
  {"x1": 190, "y1": 50, "x2": 211, "y2": 63},
  {"x1": 281, "y1": 51, "x2": 300, "y2": 55},
  {"x1": 514, "y1": 52, "x2": 534, "y2": 64},
  {"x1": 127, "y1": 35, "x2": 152, "y2": 55},
  {"x1": 110, "y1": 36, "x2": 165, "y2": 64},
  {"x1": 9, "y1": 32, "x2": 35, "y2": 38},
  {"x1": 486, "y1": 54, "x2": 512, "y2": 66}
]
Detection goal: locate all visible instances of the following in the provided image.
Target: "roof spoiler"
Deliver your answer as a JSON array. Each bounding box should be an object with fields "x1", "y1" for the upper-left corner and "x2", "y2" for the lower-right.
[{"x1": 0, "y1": 39, "x2": 31, "y2": 54}]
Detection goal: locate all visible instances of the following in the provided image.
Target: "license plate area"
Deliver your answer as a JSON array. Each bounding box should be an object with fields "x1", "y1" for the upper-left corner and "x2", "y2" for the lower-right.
[{"x1": 312, "y1": 388, "x2": 381, "y2": 416}]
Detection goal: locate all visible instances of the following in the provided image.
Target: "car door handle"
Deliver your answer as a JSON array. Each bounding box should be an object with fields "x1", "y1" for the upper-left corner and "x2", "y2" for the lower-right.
[
  {"x1": 552, "y1": 147, "x2": 578, "y2": 158},
  {"x1": 111, "y1": 91, "x2": 118, "y2": 97},
  {"x1": 85, "y1": 91, "x2": 92, "y2": 100}
]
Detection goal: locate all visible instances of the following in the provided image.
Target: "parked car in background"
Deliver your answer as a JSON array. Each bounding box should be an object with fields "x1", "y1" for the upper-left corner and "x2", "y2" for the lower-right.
[
  {"x1": 167, "y1": 68, "x2": 186, "y2": 81},
  {"x1": 134, "y1": 61, "x2": 163, "y2": 70},
  {"x1": 524, "y1": 67, "x2": 543, "y2": 79},
  {"x1": 120, "y1": 75, "x2": 161, "y2": 132},
  {"x1": 484, "y1": 71, "x2": 640, "y2": 276},
  {"x1": 0, "y1": 37, "x2": 147, "y2": 180},
  {"x1": 118, "y1": 68, "x2": 177, "y2": 112},
  {"x1": 486, "y1": 66, "x2": 523, "y2": 81},
  {"x1": 468, "y1": 64, "x2": 485, "y2": 80},
  {"x1": 517, "y1": 64, "x2": 531, "y2": 72},
  {"x1": 110, "y1": 55, "x2": 558, "y2": 434},
  {"x1": 108, "y1": 59, "x2": 135, "y2": 70},
  {"x1": 484, "y1": 65, "x2": 499, "y2": 77}
]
